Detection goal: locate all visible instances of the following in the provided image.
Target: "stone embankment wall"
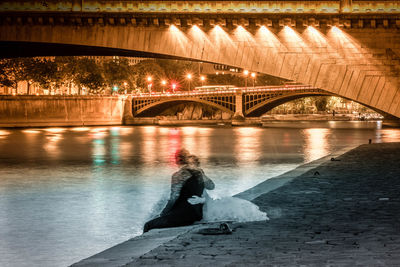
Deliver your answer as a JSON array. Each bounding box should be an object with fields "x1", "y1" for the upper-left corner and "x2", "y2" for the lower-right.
[{"x1": 0, "y1": 96, "x2": 125, "y2": 127}]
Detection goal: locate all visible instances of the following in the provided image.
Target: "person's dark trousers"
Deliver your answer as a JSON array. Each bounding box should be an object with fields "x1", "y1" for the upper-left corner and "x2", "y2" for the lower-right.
[{"x1": 144, "y1": 170, "x2": 204, "y2": 232}]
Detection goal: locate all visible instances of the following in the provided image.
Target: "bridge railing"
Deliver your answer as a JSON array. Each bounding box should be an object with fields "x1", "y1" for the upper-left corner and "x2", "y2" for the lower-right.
[{"x1": 130, "y1": 85, "x2": 319, "y2": 98}]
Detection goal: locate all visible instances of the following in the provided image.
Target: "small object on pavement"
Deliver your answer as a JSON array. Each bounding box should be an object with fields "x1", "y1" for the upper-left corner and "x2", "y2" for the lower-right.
[
  {"x1": 330, "y1": 157, "x2": 341, "y2": 161},
  {"x1": 197, "y1": 223, "x2": 232, "y2": 235},
  {"x1": 314, "y1": 171, "x2": 320, "y2": 176}
]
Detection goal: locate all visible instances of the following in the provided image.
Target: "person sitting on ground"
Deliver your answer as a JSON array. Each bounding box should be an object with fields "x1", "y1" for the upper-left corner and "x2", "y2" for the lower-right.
[
  {"x1": 160, "y1": 150, "x2": 214, "y2": 216},
  {"x1": 187, "y1": 155, "x2": 268, "y2": 223},
  {"x1": 143, "y1": 149, "x2": 212, "y2": 232}
]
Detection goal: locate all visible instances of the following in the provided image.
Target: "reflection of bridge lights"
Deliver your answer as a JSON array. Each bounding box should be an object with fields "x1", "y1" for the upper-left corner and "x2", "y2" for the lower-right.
[
  {"x1": 182, "y1": 127, "x2": 198, "y2": 136},
  {"x1": 71, "y1": 127, "x2": 90, "y2": 132},
  {"x1": 303, "y1": 128, "x2": 330, "y2": 162},
  {"x1": 234, "y1": 127, "x2": 262, "y2": 165},
  {"x1": 381, "y1": 129, "x2": 400, "y2": 142},
  {"x1": 45, "y1": 128, "x2": 66, "y2": 133},
  {"x1": 22, "y1": 129, "x2": 40, "y2": 134},
  {"x1": 0, "y1": 130, "x2": 10, "y2": 136}
]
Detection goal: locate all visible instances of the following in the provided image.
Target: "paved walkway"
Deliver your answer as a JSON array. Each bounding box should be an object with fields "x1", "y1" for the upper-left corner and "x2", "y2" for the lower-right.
[{"x1": 74, "y1": 143, "x2": 400, "y2": 266}]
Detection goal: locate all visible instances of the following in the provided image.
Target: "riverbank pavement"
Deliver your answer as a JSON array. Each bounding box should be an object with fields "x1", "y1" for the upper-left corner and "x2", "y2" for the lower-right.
[{"x1": 73, "y1": 142, "x2": 400, "y2": 266}]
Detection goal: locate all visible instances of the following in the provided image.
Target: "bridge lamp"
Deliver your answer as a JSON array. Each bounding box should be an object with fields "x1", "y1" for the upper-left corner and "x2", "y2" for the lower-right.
[
  {"x1": 146, "y1": 76, "x2": 153, "y2": 93},
  {"x1": 161, "y1": 80, "x2": 167, "y2": 93},
  {"x1": 251, "y1": 72, "x2": 257, "y2": 88},
  {"x1": 243, "y1": 70, "x2": 249, "y2": 89},
  {"x1": 200, "y1": 76, "x2": 206, "y2": 87},
  {"x1": 123, "y1": 82, "x2": 128, "y2": 94},
  {"x1": 186, "y1": 73, "x2": 192, "y2": 92},
  {"x1": 171, "y1": 83, "x2": 177, "y2": 93}
]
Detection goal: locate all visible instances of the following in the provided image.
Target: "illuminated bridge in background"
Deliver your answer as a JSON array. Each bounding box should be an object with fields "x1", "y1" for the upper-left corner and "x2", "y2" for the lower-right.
[
  {"x1": 1, "y1": 0, "x2": 400, "y2": 119},
  {"x1": 131, "y1": 85, "x2": 333, "y2": 118}
]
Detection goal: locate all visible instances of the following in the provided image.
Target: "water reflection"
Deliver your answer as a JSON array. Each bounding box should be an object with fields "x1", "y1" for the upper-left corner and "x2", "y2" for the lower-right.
[
  {"x1": 302, "y1": 128, "x2": 330, "y2": 162},
  {"x1": 92, "y1": 131, "x2": 106, "y2": 166},
  {"x1": 140, "y1": 126, "x2": 158, "y2": 164},
  {"x1": 167, "y1": 128, "x2": 182, "y2": 165},
  {"x1": 44, "y1": 133, "x2": 63, "y2": 158},
  {"x1": 0, "y1": 130, "x2": 10, "y2": 140},
  {"x1": 379, "y1": 129, "x2": 400, "y2": 143},
  {"x1": 234, "y1": 127, "x2": 262, "y2": 165},
  {"x1": 110, "y1": 127, "x2": 120, "y2": 165}
]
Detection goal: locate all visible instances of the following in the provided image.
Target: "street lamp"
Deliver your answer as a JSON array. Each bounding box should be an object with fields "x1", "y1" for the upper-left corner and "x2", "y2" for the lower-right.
[
  {"x1": 161, "y1": 80, "x2": 167, "y2": 93},
  {"x1": 171, "y1": 83, "x2": 177, "y2": 93},
  {"x1": 243, "y1": 70, "x2": 249, "y2": 89},
  {"x1": 146, "y1": 76, "x2": 152, "y2": 93},
  {"x1": 186, "y1": 73, "x2": 192, "y2": 92},
  {"x1": 200, "y1": 76, "x2": 206, "y2": 87},
  {"x1": 251, "y1": 72, "x2": 256, "y2": 88},
  {"x1": 123, "y1": 81, "x2": 128, "y2": 94}
]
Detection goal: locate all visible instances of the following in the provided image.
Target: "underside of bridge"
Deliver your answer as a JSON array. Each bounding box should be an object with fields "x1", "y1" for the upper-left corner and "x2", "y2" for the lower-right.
[
  {"x1": 1, "y1": 1, "x2": 400, "y2": 119},
  {"x1": 0, "y1": 41, "x2": 191, "y2": 60}
]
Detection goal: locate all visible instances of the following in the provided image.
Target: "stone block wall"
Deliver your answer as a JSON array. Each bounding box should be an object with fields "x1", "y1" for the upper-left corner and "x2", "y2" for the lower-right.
[{"x1": 0, "y1": 96, "x2": 125, "y2": 127}]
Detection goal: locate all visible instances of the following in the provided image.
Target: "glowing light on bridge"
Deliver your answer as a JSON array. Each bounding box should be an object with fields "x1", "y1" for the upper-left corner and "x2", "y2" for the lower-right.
[
  {"x1": 280, "y1": 26, "x2": 308, "y2": 50},
  {"x1": 327, "y1": 25, "x2": 375, "y2": 69},
  {"x1": 256, "y1": 26, "x2": 282, "y2": 50},
  {"x1": 169, "y1": 24, "x2": 189, "y2": 55},
  {"x1": 188, "y1": 25, "x2": 213, "y2": 48},
  {"x1": 210, "y1": 25, "x2": 235, "y2": 50},
  {"x1": 234, "y1": 25, "x2": 256, "y2": 43},
  {"x1": 303, "y1": 26, "x2": 328, "y2": 47}
]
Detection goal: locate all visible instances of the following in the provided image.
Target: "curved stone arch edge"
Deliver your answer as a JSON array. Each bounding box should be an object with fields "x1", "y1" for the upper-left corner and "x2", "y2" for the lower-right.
[{"x1": 133, "y1": 98, "x2": 234, "y2": 117}]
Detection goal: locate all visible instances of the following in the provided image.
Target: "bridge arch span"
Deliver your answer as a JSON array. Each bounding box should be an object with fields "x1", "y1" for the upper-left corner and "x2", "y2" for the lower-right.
[
  {"x1": 134, "y1": 98, "x2": 234, "y2": 117},
  {"x1": 245, "y1": 92, "x2": 334, "y2": 117},
  {"x1": 245, "y1": 92, "x2": 390, "y2": 118}
]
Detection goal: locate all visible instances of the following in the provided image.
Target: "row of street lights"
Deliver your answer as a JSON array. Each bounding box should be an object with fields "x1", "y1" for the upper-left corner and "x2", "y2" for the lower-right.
[
  {"x1": 243, "y1": 70, "x2": 257, "y2": 89},
  {"x1": 145, "y1": 74, "x2": 207, "y2": 93},
  {"x1": 143, "y1": 70, "x2": 256, "y2": 93}
]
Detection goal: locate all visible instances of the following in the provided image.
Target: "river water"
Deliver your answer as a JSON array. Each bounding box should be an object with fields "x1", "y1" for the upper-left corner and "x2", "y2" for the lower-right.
[{"x1": 1, "y1": 122, "x2": 400, "y2": 267}]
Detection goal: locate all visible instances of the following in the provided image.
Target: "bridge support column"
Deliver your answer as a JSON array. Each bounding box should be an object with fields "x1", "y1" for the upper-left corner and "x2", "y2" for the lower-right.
[
  {"x1": 232, "y1": 90, "x2": 245, "y2": 125},
  {"x1": 122, "y1": 95, "x2": 134, "y2": 124}
]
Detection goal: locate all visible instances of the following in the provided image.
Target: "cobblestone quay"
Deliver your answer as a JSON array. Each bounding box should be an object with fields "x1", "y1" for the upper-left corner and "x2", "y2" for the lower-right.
[{"x1": 128, "y1": 143, "x2": 400, "y2": 266}]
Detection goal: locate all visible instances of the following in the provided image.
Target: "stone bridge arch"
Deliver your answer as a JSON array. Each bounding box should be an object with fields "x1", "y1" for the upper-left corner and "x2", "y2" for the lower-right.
[{"x1": 245, "y1": 92, "x2": 334, "y2": 117}]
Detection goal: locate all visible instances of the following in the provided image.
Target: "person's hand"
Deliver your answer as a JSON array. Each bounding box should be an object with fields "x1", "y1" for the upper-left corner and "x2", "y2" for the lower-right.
[{"x1": 187, "y1": 195, "x2": 205, "y2": 205}]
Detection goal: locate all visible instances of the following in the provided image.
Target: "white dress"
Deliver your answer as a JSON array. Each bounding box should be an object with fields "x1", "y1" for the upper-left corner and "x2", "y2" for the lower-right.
[{"x1": 202, "y1": 191, "x2": 268, "y2": 223}]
